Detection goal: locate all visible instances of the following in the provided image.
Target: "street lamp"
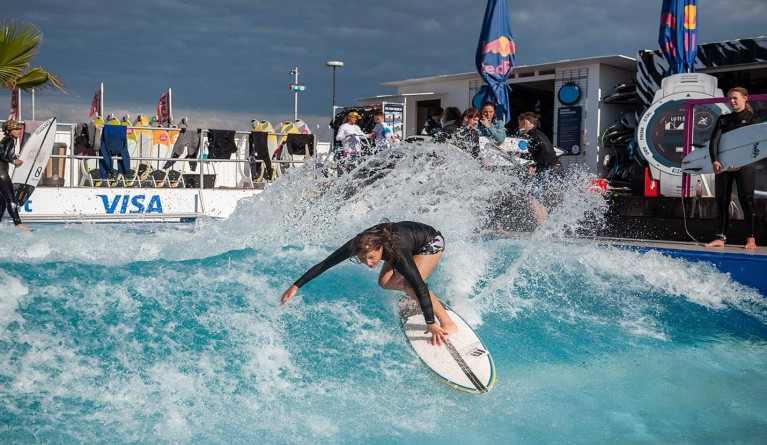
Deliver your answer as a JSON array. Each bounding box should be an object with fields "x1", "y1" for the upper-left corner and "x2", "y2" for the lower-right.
[{"x1": 325, "y1": 60, "x2": 344, "y2": 115}]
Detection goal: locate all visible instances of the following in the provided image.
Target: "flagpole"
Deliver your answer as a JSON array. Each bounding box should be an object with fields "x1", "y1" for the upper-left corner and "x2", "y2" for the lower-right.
[
  {"x1": 17, "y1": 89, "x2": 22, "y2": 121},
  {"x1": 100, "y1": 82, "x2": 104, "y2": 118},
  {"x1": 168, "y1": 88, "x2": 172, "y2": 126}
]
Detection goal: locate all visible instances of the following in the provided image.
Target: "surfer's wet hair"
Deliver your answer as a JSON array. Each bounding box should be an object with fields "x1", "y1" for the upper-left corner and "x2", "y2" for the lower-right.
[
  {"x1": 351, "y1": 219, "x2": 399, "y2": 262},
  {"x1": 518, "y1": 112, "x2": 539, "y2": 125}
]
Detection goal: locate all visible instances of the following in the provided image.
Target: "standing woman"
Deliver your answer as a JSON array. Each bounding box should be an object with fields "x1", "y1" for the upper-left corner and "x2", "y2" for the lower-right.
[
  {"x1": 0, "y1": 120, "x2": 29, "y2": 230},
  {"x1": 704, "y1": 87, "x2": 758, "y2": 250},
  {"x1": 280, "y1": 220, "x2": 458, "y2": 346},
  {"x1": 478, "y1": 102, "x2": 507, "y2": 146}
]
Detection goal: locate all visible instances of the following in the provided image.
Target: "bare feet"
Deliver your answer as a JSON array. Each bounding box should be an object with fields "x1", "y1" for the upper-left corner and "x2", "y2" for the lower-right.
[
  {"x1": 15, "y1": 223, "x2": 31, "y2": 231},
  {"x1": 704, "y1": 238, "x2": 725, "y2": 248},
  {"x1": 744, "y1": 237, "x2": 757, "y2": 250}
]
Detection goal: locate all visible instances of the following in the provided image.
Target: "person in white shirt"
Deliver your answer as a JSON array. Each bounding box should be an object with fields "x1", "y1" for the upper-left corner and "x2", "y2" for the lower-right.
[{"x1": 336, "y1": 111, "x2": 366, "y2": 157}]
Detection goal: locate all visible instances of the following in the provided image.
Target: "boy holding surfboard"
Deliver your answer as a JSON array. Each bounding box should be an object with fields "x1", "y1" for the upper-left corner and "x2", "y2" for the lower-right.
[
  {"x1": 0, "y1": 120, "x2": 29, "y2": 230},
  {"x1": 703, "y1": 87, "x2": 758, "y2": 250}
]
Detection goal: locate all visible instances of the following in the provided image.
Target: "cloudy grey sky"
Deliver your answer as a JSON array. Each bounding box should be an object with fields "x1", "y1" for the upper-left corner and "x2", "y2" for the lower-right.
[{"x1": 4, "y1": 0, "x2": 766, "y2": 137}]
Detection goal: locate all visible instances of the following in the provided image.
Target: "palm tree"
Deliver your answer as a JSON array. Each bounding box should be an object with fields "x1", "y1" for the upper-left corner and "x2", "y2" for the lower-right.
[{"x1": 0, "y1": 20, "x2": 66, "y2": 93}]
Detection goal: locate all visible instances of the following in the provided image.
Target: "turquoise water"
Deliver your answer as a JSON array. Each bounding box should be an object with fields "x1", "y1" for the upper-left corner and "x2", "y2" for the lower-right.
[{"x1": 1, "y1": 145, "x2": 765, "y2": 444}]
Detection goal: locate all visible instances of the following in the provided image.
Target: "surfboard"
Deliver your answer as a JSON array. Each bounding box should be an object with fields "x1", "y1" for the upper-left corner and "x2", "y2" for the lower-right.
[
  {"x1": 277, "y1": 121, "x2": 299, "y2": 146},
  {"x1": 12, "y1": 117, "x2": 57, "y2": 205},
  {"x1": 294, "y1": 119, "x2": 311, "y2": 134},
  {"x1": 398, "y1": 297, "x2": 496, "y2": 394},
  {"x1": 681, "y1": 122, "x2": 767, "y2": 174},
  {"x1": 493, "y1": 136, "x2": 566, "y2": 157},
  {"x1": 254, "y1": 120, "x2": 278, "y2": 157}
]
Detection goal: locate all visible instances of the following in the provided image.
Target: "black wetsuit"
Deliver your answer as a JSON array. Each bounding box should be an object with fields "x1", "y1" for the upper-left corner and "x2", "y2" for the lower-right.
[
  {"x1": 293, "y1": 221, "x2": 443, "y2": 323},
  {"x1": 708, "y1": 109, "x2": 756, "y2": 240},
  {"x1": 0, "y1": 136, "x2": 22, "y2": 225},
  {"x1": 525, "y1": 128, "x2": 560, "y2": 172}
]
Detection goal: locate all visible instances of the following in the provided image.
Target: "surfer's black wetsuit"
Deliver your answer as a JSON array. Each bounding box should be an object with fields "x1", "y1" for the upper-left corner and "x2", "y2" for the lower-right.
[
  {"x1": 293, "y1": 221, "x2": 443, "y2": 324},
  {"x1": 525, "y1": 128, "x2": 560, "y2": 172},
  {"x1": 708, "y1": 109, "x2": 756, "y2": 241},
  {"x1": 0, "y1": 136, "x2": 22, "y2": 225}
]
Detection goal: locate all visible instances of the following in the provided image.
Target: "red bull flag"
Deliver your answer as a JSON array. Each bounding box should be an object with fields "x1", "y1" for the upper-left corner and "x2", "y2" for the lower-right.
[
  {"x1": 8, "y1": 89, "x2": 20, "y2": 121},
  {"x1": 659, "y1": 0, "x2": 698, "y2": 75},
  {"x1": 475, "y1": 0, "x2": 515, "y2": 123},
  {"x1": 157, "y1": 89, "x2": 172, "y2": 127},
  {"x1": 89, "y1": 88, "x2": 102, "y2": 118}
]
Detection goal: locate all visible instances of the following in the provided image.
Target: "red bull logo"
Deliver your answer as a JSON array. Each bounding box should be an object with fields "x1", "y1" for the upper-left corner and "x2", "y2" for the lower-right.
[
  {"x1": 481, "y1": 36, "x2": 515, "y2": 76},
  {"x1": 684, "y1": 5, "x2": 696, "y2": 30}
]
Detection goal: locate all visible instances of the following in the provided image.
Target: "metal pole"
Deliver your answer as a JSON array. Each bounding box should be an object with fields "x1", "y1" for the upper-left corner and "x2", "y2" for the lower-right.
[
  {"x1": 332, "y1": 67, "x2": 337, "y2": 109},
  {"x1": 325, "y1": 61, "x2": 344, "y2": 118},
  {"x1": 293, "y1": 67, "x2": 299, "y2": 120},
  {"x1": 31, "y1": 88, "x2": 35, "y2": 120}
]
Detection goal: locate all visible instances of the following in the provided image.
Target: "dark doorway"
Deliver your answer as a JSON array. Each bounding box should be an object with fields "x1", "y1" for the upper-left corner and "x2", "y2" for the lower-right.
[{"x1": 416, "y1": 99, "x2": 442, "y2": 135}]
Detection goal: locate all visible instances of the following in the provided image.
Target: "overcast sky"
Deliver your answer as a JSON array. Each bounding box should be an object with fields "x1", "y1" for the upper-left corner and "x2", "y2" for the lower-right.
[{"x1": 4, "y1": 0, "x2": 766, "y2": 138}]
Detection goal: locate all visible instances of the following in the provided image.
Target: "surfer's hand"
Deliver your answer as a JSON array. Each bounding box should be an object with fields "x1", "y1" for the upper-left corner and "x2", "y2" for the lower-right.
[
  {"x1": 712, "y1": 161, "x2": 722, "y2": 173},
  {"x1": 13, "y1": 159, "x2": 22, "y2": 166},
  {"x1": 425, "y1": 323, "x2": 450, "y2": 346},
  {"x1": 280, "y1": 285, "x2": 298, "y2": 306}
]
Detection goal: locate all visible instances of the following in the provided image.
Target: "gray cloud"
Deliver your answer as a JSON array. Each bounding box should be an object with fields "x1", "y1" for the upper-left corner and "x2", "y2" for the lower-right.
[{"x1": 4, "y1": 0, "x2": 765, "y2": 134}]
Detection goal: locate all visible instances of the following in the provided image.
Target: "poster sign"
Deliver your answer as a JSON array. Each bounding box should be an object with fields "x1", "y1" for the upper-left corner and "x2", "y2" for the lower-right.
[{"x1": 557, "y1": 106, "x2": 582, "y2": 155}]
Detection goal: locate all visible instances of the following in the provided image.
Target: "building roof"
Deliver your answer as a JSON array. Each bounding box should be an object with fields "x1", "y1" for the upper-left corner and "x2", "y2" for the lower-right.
[{"x1": 381, "y1": 54, "x2": 636, "y2": 88}]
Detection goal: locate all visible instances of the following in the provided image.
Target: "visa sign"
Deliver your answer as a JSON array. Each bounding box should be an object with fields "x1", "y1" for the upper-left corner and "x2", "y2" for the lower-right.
[{"x1": 97, "y1": 194, "x2": 164, "y2": 214}]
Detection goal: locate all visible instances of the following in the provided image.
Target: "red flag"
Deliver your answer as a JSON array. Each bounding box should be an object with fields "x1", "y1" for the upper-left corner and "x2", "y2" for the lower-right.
[
  {"x1": 157, "y1": 92, "x2": 171, "y2": 127},
  {"x1": 89, "y1": 89, "x2": 101, "y2": 117},
  {"x1": 8, "y1": 89, "x2": 20, "y2": 120}
]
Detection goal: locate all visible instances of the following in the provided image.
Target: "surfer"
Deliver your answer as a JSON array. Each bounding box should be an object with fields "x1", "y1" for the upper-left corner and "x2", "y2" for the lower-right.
[
  {"x1": 0, "y1": 120, "x2": 30, "y2": 230},
  {"x1": 280, "y1": 220, "x2": 458, "y2": 346},
  {"x1": 516, "y1": 112, "x2": 561, "y2": 224},
  {"x1": 704, "y1": 87, "x2": 758, "y2": 250},
  {"x1": 517, "y1": 112, "x2": 561, "y2": 176}
]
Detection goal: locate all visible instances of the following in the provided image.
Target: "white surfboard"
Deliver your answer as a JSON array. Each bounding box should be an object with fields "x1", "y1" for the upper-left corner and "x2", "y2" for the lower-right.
[
  {"x1": 398, "y1": 297, "x2": 496, "y2": 394},
  {"x1": 490, "y1": 136, "x2": 565, "y2": 157},
  {"x1": 682, "y1": 122, "x2": 767, "y2": 174},
  {"x1": 12, "y1": 117, "x2": 57, "y2": 205},
  {"x1": 294, "y1": 119, "x2": 311, "y2": 134}
]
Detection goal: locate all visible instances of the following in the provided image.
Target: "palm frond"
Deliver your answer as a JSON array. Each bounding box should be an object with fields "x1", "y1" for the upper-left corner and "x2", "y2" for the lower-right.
[
  {"x1": 12, "y1": 67, "x2": 68, "y2": 92},
  {"x1": 0, "y1": 20, "x2": 43, "y2": 88}
]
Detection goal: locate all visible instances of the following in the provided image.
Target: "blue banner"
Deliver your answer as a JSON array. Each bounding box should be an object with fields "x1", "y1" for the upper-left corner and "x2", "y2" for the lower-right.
[
  {"x1": 658, "y1": 0, "x2": 698, "y2": 75},
  {"x1": 475, "y1": 0, "x2": 515, "y2": 123}
]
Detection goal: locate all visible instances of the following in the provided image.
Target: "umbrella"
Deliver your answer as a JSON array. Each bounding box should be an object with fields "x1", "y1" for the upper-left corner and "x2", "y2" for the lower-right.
[
  {"x1": 658, "y1": 0, "x2": 698, "y2": 75},
  {"x1": 475, "y1": 0, "x2": 515, "y2": 123}
]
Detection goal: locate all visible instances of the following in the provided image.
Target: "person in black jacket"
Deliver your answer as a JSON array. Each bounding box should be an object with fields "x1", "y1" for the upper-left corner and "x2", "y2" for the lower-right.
[
  {"x1": 280, "y1": 220, "x2": 457, "y2": 345},
  {"x1": 0, "y1": 120, "x2": 29, "y2": 230},
  {"x1": 704, "y1": 87, "x2": 758, "y2": 250}
]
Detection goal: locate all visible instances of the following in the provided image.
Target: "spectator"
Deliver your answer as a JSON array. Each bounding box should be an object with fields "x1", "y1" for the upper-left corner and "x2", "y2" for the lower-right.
[{"x1": 421, "y1": 107, "x2": 444, "y2": 136}]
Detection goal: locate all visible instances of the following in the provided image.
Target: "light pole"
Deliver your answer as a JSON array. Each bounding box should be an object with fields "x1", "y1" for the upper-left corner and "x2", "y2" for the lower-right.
[
  {"x1": 325, "y1": 60, "x2": 344, "y2": 115},
  {"x1": 289, "y1": 67, "x2": 300, "y2": 120}
]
